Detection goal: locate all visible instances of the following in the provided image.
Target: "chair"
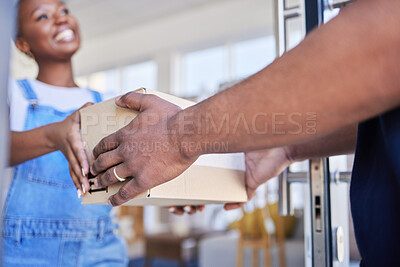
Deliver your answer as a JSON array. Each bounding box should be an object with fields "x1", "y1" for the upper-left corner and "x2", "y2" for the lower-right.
[{"x1": 235, "y1": 203, "x2": 287, "y2": 267}]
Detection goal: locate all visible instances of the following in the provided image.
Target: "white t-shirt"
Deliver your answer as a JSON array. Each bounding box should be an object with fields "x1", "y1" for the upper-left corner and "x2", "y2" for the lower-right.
[{"x1": 8, "y1": 79, "x2": 111, "y2": 131}]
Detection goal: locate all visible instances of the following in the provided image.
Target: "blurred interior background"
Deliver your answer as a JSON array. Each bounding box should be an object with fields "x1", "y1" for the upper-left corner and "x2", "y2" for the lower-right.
[{"x1": 9, "y1": 0, "x2": 360, "y2": 266}]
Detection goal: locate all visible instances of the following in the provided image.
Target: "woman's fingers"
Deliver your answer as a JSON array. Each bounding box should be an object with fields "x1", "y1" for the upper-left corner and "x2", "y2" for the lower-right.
[
  {"x1": 69, "y1": 164, "x2": 83, "y2": 198},
  {"x1": 68, "y1": 128, "x2": 90, "y2": 191},
  {"x1": 69, "y1": 129, "x2": 89, "y2": 175},
  {"x1": 70, "y1": 102, "x2": 94, "y2": 175},
  {"x1": 65, "y1": 145, "x2": 87, "y2": 195},
  {"x1": 80, "y1": 102, "x2": 94, "y2": 109},
  {"x1": 62, "y1": 103, "x2": 95, "y2": 194}
]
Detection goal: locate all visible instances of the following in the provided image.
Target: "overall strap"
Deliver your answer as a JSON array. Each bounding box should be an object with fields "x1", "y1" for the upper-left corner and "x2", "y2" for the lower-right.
[
  {"x1": 17, "y1": 79, "x2": 39, "y2": 108},
  {"x1": 89, "y1": 90, "x2": 102, "y2": 103}
]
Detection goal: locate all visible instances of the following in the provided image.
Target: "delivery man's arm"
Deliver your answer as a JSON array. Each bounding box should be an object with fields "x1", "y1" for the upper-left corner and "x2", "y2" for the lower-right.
[
  {"x1": 171, "y1": 123, "x2": 357, "y2": 214},
  {"x1": 225, "y1": 123, "x2": 357, "y2": 210},
  {"x1": 91, "y1": 0, "x2": 400, "y2": 206}
]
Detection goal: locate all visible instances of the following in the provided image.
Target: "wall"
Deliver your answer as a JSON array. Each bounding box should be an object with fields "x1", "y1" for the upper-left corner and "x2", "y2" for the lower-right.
[{"x1": 0, "y1": 0, "x2": 15, "y2": 257}]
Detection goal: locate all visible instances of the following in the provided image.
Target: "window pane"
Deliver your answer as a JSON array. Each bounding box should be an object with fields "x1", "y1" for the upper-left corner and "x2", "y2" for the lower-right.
[
  {"x1": 122, "y1": 61, "x2": 158, "y2": 94},
  {"x1": 87, "y1": 69, "x2": 120, "y2": 95},
  {"x1": 182, "y1": 46, "x2": 228, "y2": 98},
  {"x1": 232, "y1": 36, "x2": 276, "y2": 79}
]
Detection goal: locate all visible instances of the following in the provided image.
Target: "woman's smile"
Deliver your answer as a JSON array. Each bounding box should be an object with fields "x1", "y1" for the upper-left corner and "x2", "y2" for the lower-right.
[{"x1": 54, "y1": 27, "x2": 75, "y2": 43}]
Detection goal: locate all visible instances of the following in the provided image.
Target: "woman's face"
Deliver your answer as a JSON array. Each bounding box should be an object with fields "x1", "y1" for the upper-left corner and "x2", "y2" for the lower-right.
[{"x1": 17, "y1": 0, "x2": 81, "y2": 62}]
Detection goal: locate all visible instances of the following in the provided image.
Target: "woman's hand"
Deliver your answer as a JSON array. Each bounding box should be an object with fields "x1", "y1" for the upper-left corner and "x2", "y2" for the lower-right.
[
  {"x1": 224, "y1": 147, "x2": 293, "y2": 210},
  {"x1": 49, "y1": 102, "x2": 93, "y2": 197}
]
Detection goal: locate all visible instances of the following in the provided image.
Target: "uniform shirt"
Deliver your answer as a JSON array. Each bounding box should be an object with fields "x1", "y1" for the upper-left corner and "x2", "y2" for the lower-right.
[{"x1": 351, "y1": 106, "x2": 400, "y2": 266}]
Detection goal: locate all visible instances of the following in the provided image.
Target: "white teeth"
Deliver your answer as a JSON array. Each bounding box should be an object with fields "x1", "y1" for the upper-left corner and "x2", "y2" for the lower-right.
[{"x1": 55, "y1": 29, "x2": 74, "y2": 42}]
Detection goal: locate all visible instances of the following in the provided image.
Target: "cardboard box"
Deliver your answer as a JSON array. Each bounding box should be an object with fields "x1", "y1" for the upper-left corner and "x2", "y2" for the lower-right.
[{"x1": 80, "y1": 89, "x2": 248, "y2": 206}]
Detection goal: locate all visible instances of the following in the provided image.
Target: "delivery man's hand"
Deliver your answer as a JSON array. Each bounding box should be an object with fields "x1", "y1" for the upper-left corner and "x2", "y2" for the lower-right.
[
  {"x1": 169, "y1": 148, "x2": 293, "y2": 213},
  {"x1": 224, "y1": 147, "x2": 292, "y2": 210},
  {"x1": 90, "y1": 92, "x2": 199, "y2": 206},
  {"x1": 168, "y1": 205, "x2": 205, "y2": 215}
]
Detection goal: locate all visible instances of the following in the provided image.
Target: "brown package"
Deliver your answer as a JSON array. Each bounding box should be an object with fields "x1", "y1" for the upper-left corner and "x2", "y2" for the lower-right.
[{"x1": 80, "y1": 89, "x2": 247, "y2": 206}]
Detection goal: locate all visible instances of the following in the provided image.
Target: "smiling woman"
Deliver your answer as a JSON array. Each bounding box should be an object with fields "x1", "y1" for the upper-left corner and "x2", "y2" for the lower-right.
[
  {"x1": 3, "y1": 0, "x2": 128, "y2": 265},
  {"x1": 15, "y1": 0, "x2": 81, "y2": 81}
]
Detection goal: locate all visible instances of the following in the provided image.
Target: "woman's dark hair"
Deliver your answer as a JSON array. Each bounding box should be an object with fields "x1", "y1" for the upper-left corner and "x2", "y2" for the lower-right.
[
  {"x1": 14, "y1": 0, "x2": 22, "y2": 40},
  {"x1": 14, "y1": 0, "x2": 28, "y2": 40}
]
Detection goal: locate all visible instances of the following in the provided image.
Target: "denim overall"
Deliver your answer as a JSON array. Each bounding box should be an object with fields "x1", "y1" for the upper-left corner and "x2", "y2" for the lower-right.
[{"x1": 2, "y1": 80, "x2": 128, "y2": 266}]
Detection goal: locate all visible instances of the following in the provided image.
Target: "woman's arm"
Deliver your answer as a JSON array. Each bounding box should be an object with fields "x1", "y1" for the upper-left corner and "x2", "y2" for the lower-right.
[
  {"x1": 11, "y1": 126, "x2": 58, "y2": 166},
  {"x1": 10, "y1": 104, "x2": 92, "y2": 196}
]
